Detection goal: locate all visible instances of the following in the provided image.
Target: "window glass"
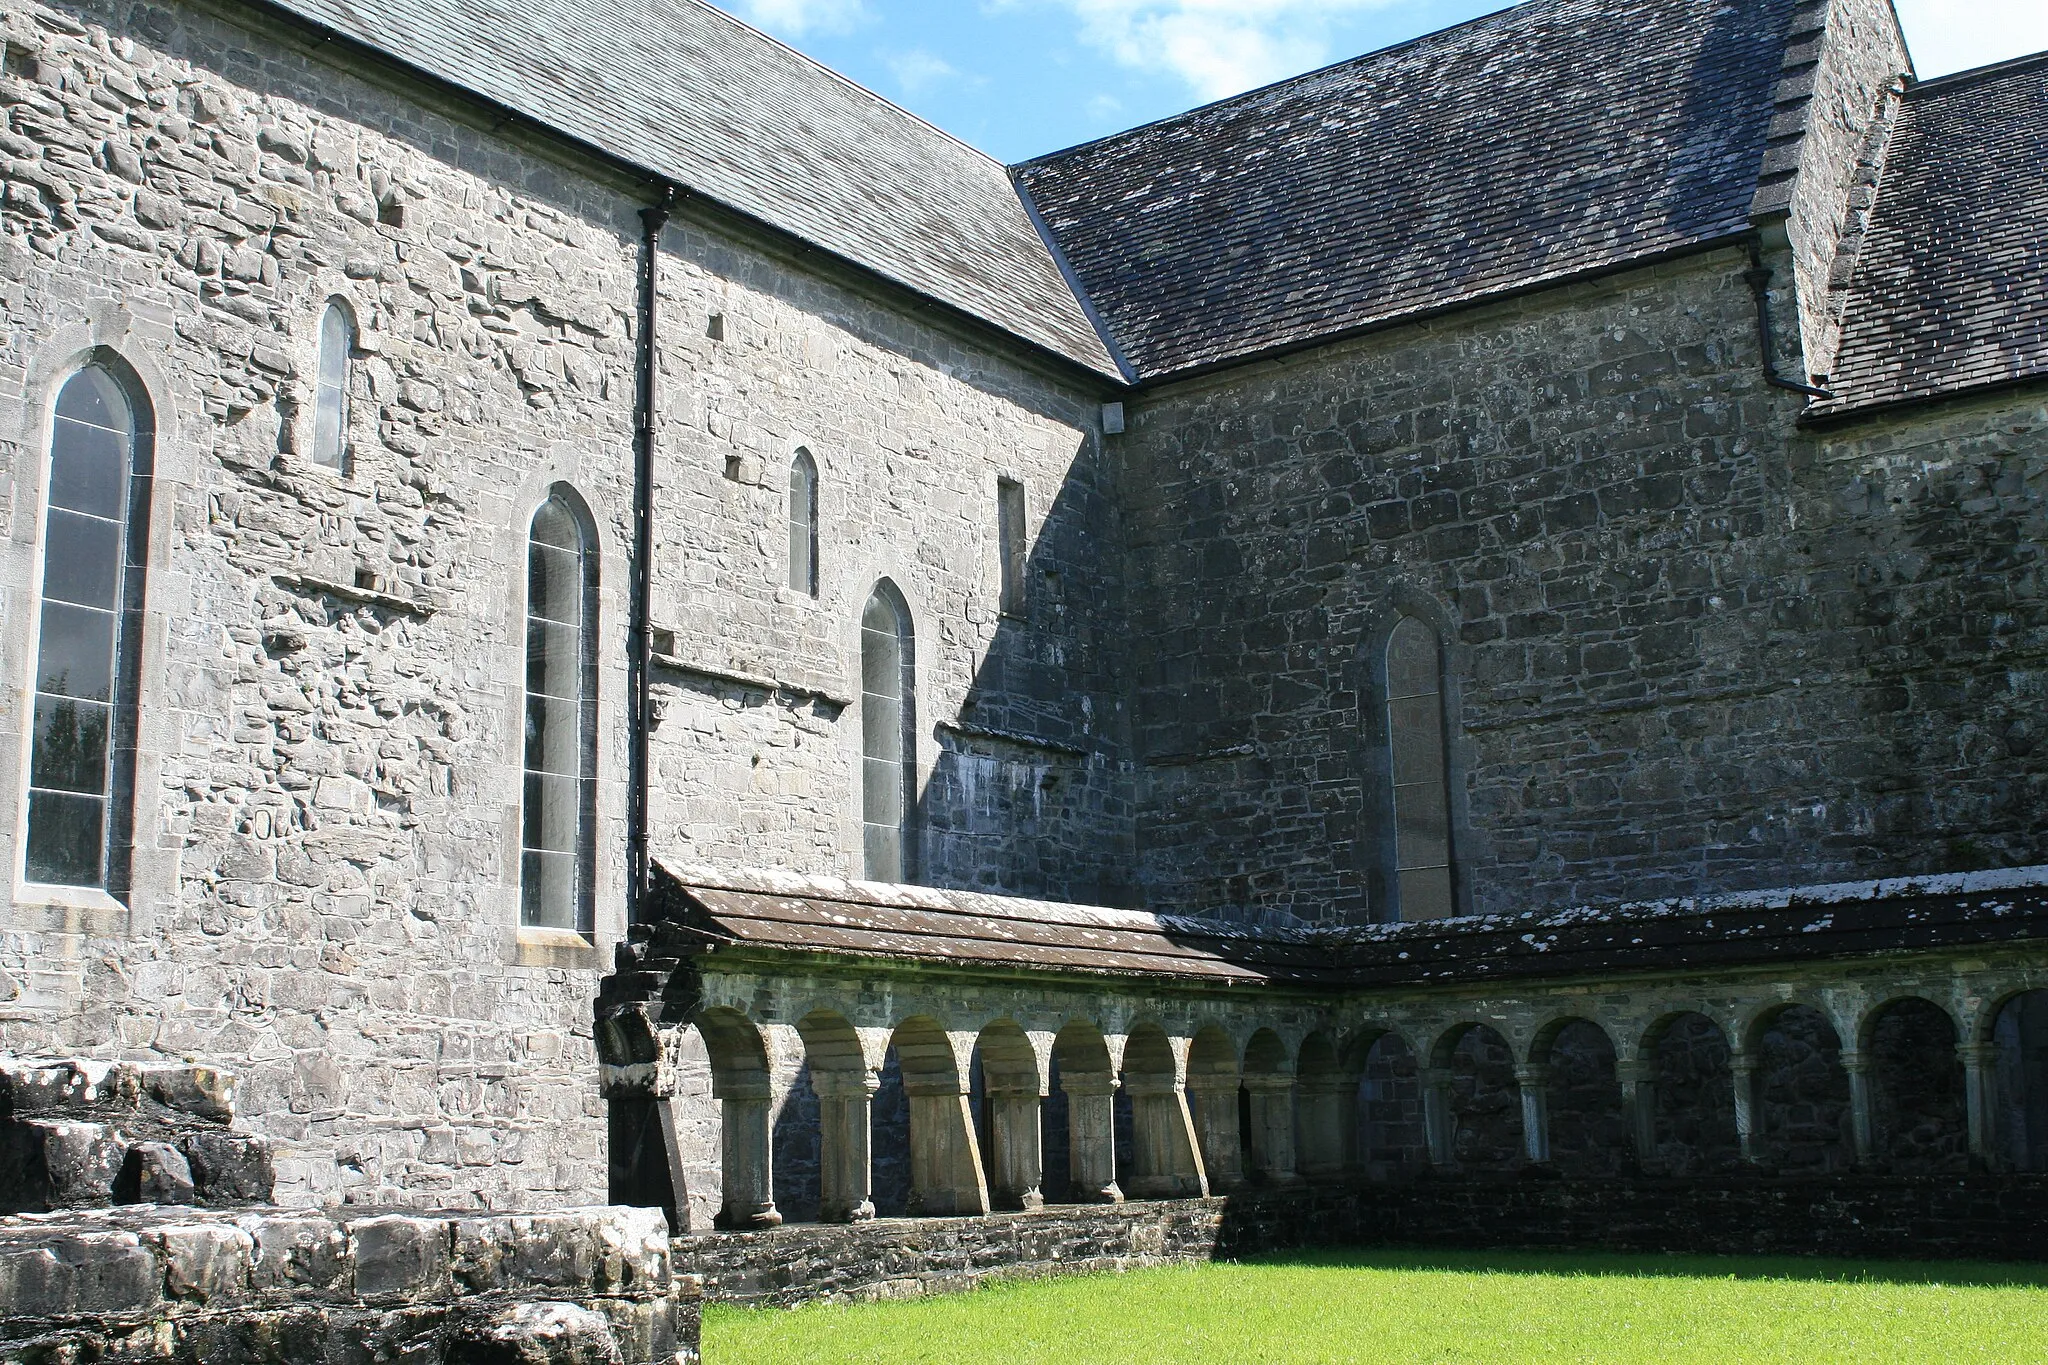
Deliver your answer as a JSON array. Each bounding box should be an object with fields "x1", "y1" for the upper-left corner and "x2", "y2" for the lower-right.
[
  {"x1": 861, "y1": 584, "x2": 913, "y2": 882},
  {"x1": 311, "y1": 302, "x2": 352, "y2": 471},
  {"x1": 26, "y1": 364, "x2": 142, "y2": 889},
  {"x1": 789, "y1": 450, "x2": 818, "y2": 596},
  {"x1": 1387, "y1": 616, "x2": 1453, "y2": 921},
  {"x1": 520, "y1": 493, "x2": 596, "y2": 933}
]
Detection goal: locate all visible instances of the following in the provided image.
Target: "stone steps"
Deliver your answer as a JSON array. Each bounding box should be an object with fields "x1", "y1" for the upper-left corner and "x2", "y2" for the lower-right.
[{"x1": 0, "y1": 1059, "x2": 275, "y2": 1215}]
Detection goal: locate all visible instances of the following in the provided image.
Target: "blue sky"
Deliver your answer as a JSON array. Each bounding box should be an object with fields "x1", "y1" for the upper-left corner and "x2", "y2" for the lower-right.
[{"x1": 709, "y1": 0, "x2": 2048, "y2": 163}]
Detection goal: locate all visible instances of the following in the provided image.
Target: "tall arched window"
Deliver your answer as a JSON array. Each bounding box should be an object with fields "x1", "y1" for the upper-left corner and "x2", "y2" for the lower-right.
[
  {"x1": 311, "y1": 300, "x2": 354, "y2": 472},
  {"x1": 1386, "y1": 615, "x2": 1454, "y2": 921},
  {"x1": 860, "y1": 581, "x2": 914, "y2": 882},
  {"x1": 26, "y1": 360, "x2": 153, "y2": 893},
  {"x1": 789, "y1": 449, "x2": 818, "y2": 596},
  {"x1": 521, "y1": 491, "x2": 597, "y2": 934}
]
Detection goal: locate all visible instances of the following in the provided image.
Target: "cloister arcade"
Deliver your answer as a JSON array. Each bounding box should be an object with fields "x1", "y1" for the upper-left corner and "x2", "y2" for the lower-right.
[{"x1": 603, "y1": 960, "x2": 2048, "y2": 1231}]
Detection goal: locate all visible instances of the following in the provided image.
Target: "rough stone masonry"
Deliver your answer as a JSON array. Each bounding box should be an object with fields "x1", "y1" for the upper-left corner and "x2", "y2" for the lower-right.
[{"x1": 2, "y1": 0, "x2": 2047, "y2": 1347}]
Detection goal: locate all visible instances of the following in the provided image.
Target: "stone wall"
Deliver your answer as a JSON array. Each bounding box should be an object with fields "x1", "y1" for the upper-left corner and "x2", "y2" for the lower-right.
[
  {"x1": 0, "y1": 1203, "x2": 696, "y2": 1363},
  {"x1": 641, "y1": 201, "x2": 1133, "y2": 905},
  {"x1": 1116, "y1": 244, "x2": 2048, "y2": 924},
  {"x1": 0, "y1": 0, "x2": 1120, "y2": 1216}
]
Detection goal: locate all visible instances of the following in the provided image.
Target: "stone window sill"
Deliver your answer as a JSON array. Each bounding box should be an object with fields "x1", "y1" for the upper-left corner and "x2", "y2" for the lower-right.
[
  {"x1": 512, "y1": 925, "x2": 604, "y2": 970},
  {"x1": 9, "y1": 883, "x2": 129, "y2": 935}
]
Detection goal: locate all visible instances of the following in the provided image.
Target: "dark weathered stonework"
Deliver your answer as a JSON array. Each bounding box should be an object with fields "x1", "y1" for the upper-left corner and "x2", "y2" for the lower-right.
[
  {"x1": 0, "y1": 1204, "x2": 698, "y2": 1363},
  {"x1": 1117, "y1": 251, "x2": 2048, "y2": 925}
]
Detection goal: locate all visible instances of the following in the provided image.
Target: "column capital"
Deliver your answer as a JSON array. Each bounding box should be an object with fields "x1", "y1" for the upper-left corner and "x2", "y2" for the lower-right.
[
  {"x1": 812, "y1": 1071, "x2": 881, "y2": 1100},
  {"x1": 1839, "y1": 1048, "x2": 1870, "y2": 1076},
  {"x1": 1957, "y1": 1040, "x2": 1994, "y2": 1067},
  {"x1": 1512, "y1": 1063, "x2": 1551, "y2": 1087},
  {"x1": 1614, "y1": 1059, "x2": 1654, "y2": 1086},
  {"x1": 1061, "y1": 1074, "x2": 1119, "y2": 1098}
]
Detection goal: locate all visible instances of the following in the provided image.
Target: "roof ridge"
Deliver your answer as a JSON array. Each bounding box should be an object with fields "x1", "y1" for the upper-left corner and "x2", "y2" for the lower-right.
[
  {"x1": 1906, "y1": 47, "x2": 2048, "y2": 98},
  {"x1": 681, "y1": 0, "x2": 1003, "y2": 170},
  {"x1": 1012, "y1": 0, "x2": 1538, "y2": 169}
]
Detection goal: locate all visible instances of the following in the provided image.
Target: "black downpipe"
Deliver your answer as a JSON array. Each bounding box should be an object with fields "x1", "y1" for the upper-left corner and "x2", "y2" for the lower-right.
[
  {"x1": 629, "y1": 184, "x2": 678, "y2": 926},
  {"x1": 1743, "y1": 243, "x2": 1834, "y2": 400}
]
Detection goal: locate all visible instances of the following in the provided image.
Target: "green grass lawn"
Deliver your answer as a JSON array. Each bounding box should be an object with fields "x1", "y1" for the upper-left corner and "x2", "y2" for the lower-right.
[{"x1": 703, "y1": 1249, "x2": 2048, "y2": 1363}]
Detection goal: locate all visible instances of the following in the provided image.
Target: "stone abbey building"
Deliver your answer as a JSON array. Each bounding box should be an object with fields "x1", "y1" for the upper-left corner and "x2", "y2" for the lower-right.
[{"x1": 3, "y1": 0, "x2": 2048, "y2": 1302}]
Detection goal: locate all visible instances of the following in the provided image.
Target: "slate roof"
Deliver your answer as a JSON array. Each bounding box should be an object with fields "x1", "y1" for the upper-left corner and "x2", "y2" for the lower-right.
[
  {"x1": 645, "y1": 863, "x2": 2048, "y2": 990},
  {"x1": 1012, "y1": 0, "x2": 1799, "y2": 381},
  {"x1": 258, "y1": 0, "x2": 1119, "y2": 377},
  {"x1": 645, "y1": 863, "x2": 1344, "y2": 985},
  {"x1": 1817, "y1": 54, "x2": 2048, "y2": 417}
]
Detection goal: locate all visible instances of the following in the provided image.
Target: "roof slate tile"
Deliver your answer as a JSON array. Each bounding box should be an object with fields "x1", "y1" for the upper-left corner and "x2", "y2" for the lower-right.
[
  {"x1": 1817, "y1": 55, "x2": 2048, "y2": 416},
  {"x1": 1013, "y1": 0, "x2": 1799, "y2": 381}
]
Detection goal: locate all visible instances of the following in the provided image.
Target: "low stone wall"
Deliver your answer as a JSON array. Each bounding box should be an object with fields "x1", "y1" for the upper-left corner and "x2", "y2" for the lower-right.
[
  {"x1": 680, "y1": 1177, "x2": 2048, "y2": 1307},
  {"x1": 678, "y1": 1199, "x2": 1261, "y2": 1307},
  {"x1": 0, "y1": 1205, "x2": 699, "y2": 1363},
  {"x1": 1354, "y1": 1174, "x2": 2048, "y2": 1262}
]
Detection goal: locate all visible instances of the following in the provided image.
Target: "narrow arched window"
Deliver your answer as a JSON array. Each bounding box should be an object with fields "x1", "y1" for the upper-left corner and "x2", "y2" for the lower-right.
[
  {"x1": 521, "y1": 492, "x2": 597, "y2": 934},
  {"x1": 789, "y1": 449, "x2": 818, "y2": 596},
  {"x1": 26, "y1": 361, "x2": 152, "y2": 893},
  {"x1": 860, "y1": 581, "x2": 914, "y2": 882},
  {"x1": 311, "y1": 300, "x2": 353, "y2": 472},
  {"x1": 1386, "y1": 616, "x2": 1454, "y2": 921}
]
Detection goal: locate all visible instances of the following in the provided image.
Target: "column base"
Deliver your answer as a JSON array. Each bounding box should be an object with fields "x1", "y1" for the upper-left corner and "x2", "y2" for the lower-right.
[
  {"x1": 714, "y1": 1203, "x2": 784, "y2": 1231},
  {"x1": 821, "y1": 1200, "x2": 876, "y2": 1224}
]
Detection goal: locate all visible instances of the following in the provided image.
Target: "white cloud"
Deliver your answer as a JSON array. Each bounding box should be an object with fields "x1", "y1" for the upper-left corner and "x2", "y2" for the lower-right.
[
  {"x1": 733, "y1": 0, "x2": 872, "y2": 38},
  {"x1": 1057, "y1": 0, "x2": 1396, "y2": 100},
  {"x1": 884, "y1": 47, "x2": 960, "y2": 94},
  {"x1": 1892, "y1": 0, "x2": 2048, "y2": 78}
]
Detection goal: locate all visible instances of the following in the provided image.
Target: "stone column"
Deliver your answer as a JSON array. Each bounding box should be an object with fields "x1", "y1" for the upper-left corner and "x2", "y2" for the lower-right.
[
  {"x1": 1514, "y1": 1064, "x2": 1551, "y2": 1166},
  {"x1": 816, "y1": 1069, "x2": 878, "y2": 1223},
  {"x1": 987, "y1": 1085, "x2": 1045, "y2": 1211},
  {"x1": 1616, "y1": 1059, "x2": 1659, "y2": 1173},
  {"x1": 1730, "y1": 1052, "x2": 1762, "y2": 1167},
  {"x1": 1959, "y1": 1040, "x2": 1997, "y2": 1172},
  {"x1": 903, "y1": 1074, "x2": 991, "y2": 1216},
  {"x1": 1185, "y1": 1077, "x2": 1245, "y2": 1191},
  {"x1": 1421, "y1": 1066, "x2": 1455, "y2": 1167},
  {"x1": 714, "y1": 1080, "x2": 782, "y2": 1230},
  {"x1": 1124, "y1": 1075, "x2": 1209, "y2": 1199},
  {"x1": 1060, "y1": 1074, "x2": 1123, "y2": 1203},
  {"x1": 1244, "y1": 1076, "x2": 1302, "y2": 1186},
  {"x1": 1841, "y1": 1048, "x2": 1876, "y2": 1168}
]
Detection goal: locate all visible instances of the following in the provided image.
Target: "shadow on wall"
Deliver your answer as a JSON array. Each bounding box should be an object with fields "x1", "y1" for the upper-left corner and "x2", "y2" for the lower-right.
[{"x1": 909, "y1": 427, "x2": 1137, "y2": 907}]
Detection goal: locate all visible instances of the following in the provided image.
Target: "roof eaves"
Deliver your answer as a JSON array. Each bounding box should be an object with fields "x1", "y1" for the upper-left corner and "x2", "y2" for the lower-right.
[{"x1": 1798, "y1": 366, "x2": 2048, "y2": 428}]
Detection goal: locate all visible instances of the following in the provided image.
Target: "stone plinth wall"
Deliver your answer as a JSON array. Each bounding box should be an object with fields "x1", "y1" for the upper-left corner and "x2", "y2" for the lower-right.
[
  {"x1": 678, "y1": 1200, "x2": 1250, "y2": 1306},
  {"x1": 681, "y1": 1178, "x2": 2048, "y2": 1306},
  {"x1": 1352, "y1": 1174, "x2": 2048, "y2": 1262},
  {"x1": 0, "y1": 1204, "x2": 698, "y2": 1363}
]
